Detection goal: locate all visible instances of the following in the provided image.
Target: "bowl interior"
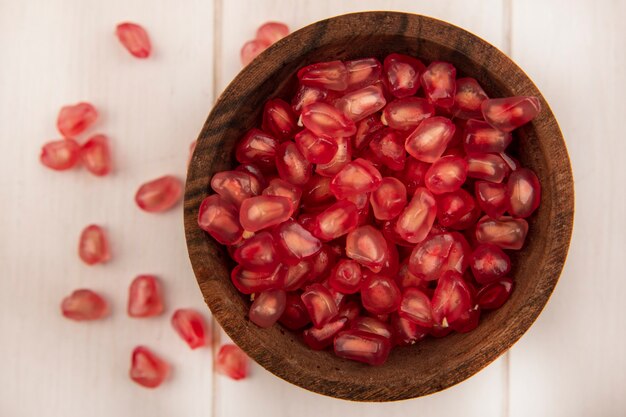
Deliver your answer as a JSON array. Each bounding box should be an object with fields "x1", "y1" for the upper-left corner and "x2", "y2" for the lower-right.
[{"x1": 184, "y1": 12, "x2": 574, "y2": 401}]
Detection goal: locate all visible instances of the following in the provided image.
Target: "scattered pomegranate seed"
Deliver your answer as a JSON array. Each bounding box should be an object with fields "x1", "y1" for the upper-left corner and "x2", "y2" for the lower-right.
[
  {"x1": 453, "y1": 78, "x2": 488, "y2": 119},
  {"x1": 274, "y1": 220, "x2": 322, "y2": 262},
  {"x1": 394, "y1": 187, "x2": 437, "y2": 244},
  {"x1": 370, "y1": 177, "x2": 407, "y2": 220},
  {"x1": 57, "y1": 102, "x2": 98, "y2": 138},
  {"x1": 171, "y1": 309, "x2": 209, "y2": 349},
  {"x1": 198, "y1": 194, "x2": 244, "y2": 245},
  {"x1": 475, "y1": 215, "x2": 529, "y2": 250},
  {"x1": 256, "y1": 21, "x2": 289, "y2": 45},
  {"x1": 421, "y1": 61, "x2": 457, "y2": 108},
  {"x1": 482, "y1": 96, "x2": 541, "y2": 132},
  {"x1": 249, "y1": 289, "x2": 287, "y2": 328},
  {"x1": 335, "y1": 85, "x2": 386, "y2": 121},
  {"x1": 399, "y1": 287, "x2": 433, "y2": 328},
  {"x1": 312, "y1": 200, "x2": 359, "y2": 241},
  {"x1": 470, "y1": 244, "x2": 511, "y2": 284},
  {"x1": 295, "y1": 129, "x2": 338, "y2": 164},
  {"x1": 464, "y1": 119, "x2": 512, "y2": 154},
  {"x1": 476, "y1": 278, "x2": 515, "y2": 310},
  {"x1": 116, "y1": 23, "x2": 151, "y2": 58},
  {"x1": 466, "y1": 153, "x2": 509, "y2": 183},
  {"x1": 61, "y1": 289, "x2": 109, "y2": 321},
  {"x1": 475, "y1": 181, "x2": 508, "y2": 219},
  {"x1": 381, "y1": 97, "x2": 435, "y2": 130},
  {"x1": 78, "y1": 224, "x2": 111, "y2": 265},
  {"x1": 507, "y1": 168, "x2": 541, "y2": 218},
  {"x1": 275, "y1": 141, "x2": 312, "y2": 186},
  {"x1": 262, "y1": 99, "x2": 297, "y2": 140},
  {"x1": 135, "y1": 175, "x2": 182, "y2": 212},
  {"x1": 130, "y1": 346, "x2": 170, "y2": 388},
  {"x1": 216, "y1": 344, "x2": 249, "y2": 380},
  {"x1": 298, "y1": 60, "x2": 348, "y2": 91},
  {"x1": 127, "y1": 275, "x2": 164, "y2": 318},
  {"x1": 405, "y1": 116, "x2": 456, "y2": 163},
  {"x1": 424, "y1": 155, "x2": 468, "y2": 195},
  {"x1": 334, "y1": 330, "x2": 391, "y2": 365},
  {"x1": 241, "y1": 39, "x2": 270, "y2": 66},
  {"x1": 361, "y1": 275, "x2": 401, "y2": 315},
  {"x1": 383, "y1": 53, "x2": 425, "y2": 98},
  {"x1": 239, "y1": 195, "x2": 293, "y2": 232},
  {"x1": 346, "y1": 225, "x2": 388, "y2": 272},
  {"x1": 329, "y1": 259, "x2": 363, "y2": 294},
  {"x1": 301, "y1": 102, "x2": 356, "y2": 138},
  {"x1": 345, "y1": 58, "x2": 382, "y2": 90},
  {"x1": 80, "y1": 134, "x2": 112, "y2": 176},
  {"x1": 40, "y1": 138, "x2": 81, "y2": 170},
  {"x1": 235, "y1": 129, "x2": 279, "y2": 171},
  {"x1": 211, "y1": 170, "x2": 261, "y2": 208}
]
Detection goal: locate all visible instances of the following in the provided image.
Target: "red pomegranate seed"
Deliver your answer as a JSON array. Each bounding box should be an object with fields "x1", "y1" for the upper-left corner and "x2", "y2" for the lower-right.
[
  {"x1": 40, "y1": 138, "x2": 81, "y2": 170},
  {"x1": 466, "y1": 153, "x2": 509, "y2": 183},
  {"x1": 507, "y1": 168, "x2": 541, "y2": 218},
  {"x1": 279, "y1": 292, "x2": 311, "y2": 329},
  {"x1": 303, "y1": 317, "x2": 348, "y2": 350},
  {"x1": 360, "y1": 275, "x2": 401, "y2": 315},
  {"x1": 475, "y1": 215, "x2": 529, "y2": 250},
  {"x1": 292, "y1": 84, "x2": 329, "y2": 114},
  {"x1": 399, "y1": 287, "x2": 433, "y2": 328},
  {"x1": 302, "y1": 175, "x2": 334, "y2": 206},
  {"x1": 383, "y1": 53, "x2": 425, "y2": 98},
  {"x1": 338, "y1": 300, "x2": 361, "y2": 322},
  {"x1": 334, "y1": 330, "x2": 391, "y2": 365},
  {"x1": 424, "y1": 155, "x2": 468, "y2": 195},
  {"x1": 57, "y1": 102, "x2": 98, "y2": 138},
  {"x1": 241, "y1": 39, "x2": 270, "y2": 66},
  {"x1": 475, "y1": 181, "x2": 508, "y2": 219},
  {"x1": 130, "y1": 346, "x2": 169, "y2": 388},
  {"x1": 436, "y1": 189, "x2": 476, "y2": 228},
  {"x1": 368, "y1": 129, "x2": 406, "y2": 171},
  {"x1": 463, "y1": 119, "x2": 512, "y2": 154},
  {"x1": 346, "y1": 226, "x2": 388, "y2": 272},
  {"x1": 116, "y1": 23, "x2": 151, "y2": 58},
  {"x1": 451, "y1": 305, "x2": 481, "y2": 333},
  {"x1": 239, "y1": 195, "x2": 293, "y2": 232},
  {"x1": 275, "y1": 141, "x2": 312, "y2": 186},
  {"x1": 249, "y1": 289, "x2": 287, "y2": 328},
  {"x1": 401, "y1": 157, "x2": 430, "y2": 195},
  {"x1": 431, "y1": 271, "x2": 472, "y2": 327},
  {"x1": 235, "y1": 163, "x2": 267, "y2": 188},
  {"x1": 310, "y1": 244, "x2": 337, "y2": 277},
  {"x1": 316, "y1": 136, "x2": 352, "y2": 177},
  {"x1": 482, "y1": 96, "x2": 541, "y2": 132},
  {"x1": 370, "y1": 177, "x2": 407, "y2": 220},
  {"x1": 390, "y1": 314, "x2": 428, "y2": 346},
  {"x1": 262, "y1": 99, "x2": 297, "y2": 141},
  {"x1": 281, "y1": 260, "x2": 314, "y2": 291},
  {"x1": 354, "y1": 114, "x2": 384, "y2": 151},
  {"x1": 345, "y1": 58, "x2": 382, "y2": 90},
  {"x1": 256, "y1": 21, "x2": 289, "y2": 45},
  {"x1": 381, "y1": 97, "x2": 435, "y2": 130},
  {"x1": 453, "y1": 78, "x2": 488, "y2": 119},
  {"x1": 408, "y1": 232, "x2": 470, "y2": 280},
  {"x1": 235, "y1": 129, "x2": 279, "y2": 172},
  {"x1": 329, "y1": 259, "x2": 363, "y2": 294},
  {"x1": 301, "y1": 283, "x2": 339, "y2": 328},
  {"x1": 312, "y1": 200, "x2": 359, "y2": 241},
  {"x1": 298, "y1": 60, "x2": 348, "y2": 91},
  {"x1": 135, "y1": 175, "x2": 182, "y2": 212},
  {"x1": 263, "y1": 178, "x2": 301, "y2": 210},
  {"x1": 421, "y1": 61, "x2": 456, "y2": 108},
  {"x1": 231, "y1": 264, "x2": 282, "y2": 294},
  {"x1": 330, "y1": 158, "x2": 382, "y2": 199},
  {"x1": 274, "y1": 220, "x2": 322, "y2": 262},
  {"x1": 396, "y1": 259, "x2": 425, "y2": 289},
  {"x1": 476, "y1": 277, "x2": 514, "y2": 310},
  {"x1": 211, "y1": 170, "x2": 262, "y2": 208},
  {"x1": 394, "y1": 187, "x2": 437, "y2": 244},
  {"x1": 80, "y1": 134, "x2": 111, "y2": 176},
  {"x1": 405, "y1": 116, "x2": 456, "y2": 163},
  {"x1": 127, "y1": 275, "x2": 164, "y2": 318},
  {"x1": 78, "y1": 224, "x2": 110, "y2": 265},
  {"x1": 350, "y1": 316, "x2": 392, "y2": 339},
  {"x1": 61, "y1": 289, "x2": 109, "y2": 321},
  {"x1": 301, "y1": 102, "x2": 356, "y2": 137},
  {"x1": 233, "y1": 231, "x2": 279, "y2": 272},
  {"x1": 198, "y1": 194, "x2": 244, "y2": 245},
  {"x1": 470, "y1": 243, "x2": 511, "y2": 284},
  {"x1": 335, "y1": 85, "x2": 386, "y2": 121},
  {"x1": 171, "y1": 308, "x2": 209, "y2": 349},
  {"x1": 216, "y1": 344, "x2": 249, "y2": 380},
  {"x1": 295, "y1": 129, "x2": 338, "y2": 164}
]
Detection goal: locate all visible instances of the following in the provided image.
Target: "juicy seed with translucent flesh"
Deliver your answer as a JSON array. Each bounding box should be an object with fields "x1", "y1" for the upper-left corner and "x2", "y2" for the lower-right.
[
  {"x1": 346, "y1": 226, "x2": 388, "y2": 272},
  {"x1": 171, "y1": 308, "x2": 210, "y2": 349},
  {"x1": 230, "y1": 265, "x2": 282, "y2": 295},
  {"x1": 329, "y1": 259, "x2": 363, "y2": 294},
  {"x1": 399, "y1": 287, "x2": 433, "y2": 328},
  {"x1": 368, "y1": 129, "x2": 406, "y2": 171},
  {"x1": 279, "y1": 293, "x2": 312, "y2": 330},
  {"x1": 78, "y1": 224, "x2": 111, "y2": 265},
  {"x1": 128, "y1": 275, "x2": 164, "y2": 318},
  {"x1": 298, "y1": 60, "x2": 348, "y2": 91},
  {"x1": 477, "y1": 278, "x2": 515, "y2": 310},
  {"x1": 475, "y1": 181, "x2": 508, "y2": 219},
  {"x1": 216, "y1": 344, "x2": 249, "y2": 381},
  {"x1": 275, "y1": 141, "x2": 312, "y2": 186},
  {"x1": 116, "y1": 23, "x2": 151, "y2": 58},
  {"x1": 233, "y1": 231, "x2": 279, "y2": 272},
  {"x1": 475, "y1": 215, "x2": 529, "y2": 250},
  {"x1": 235, "y1": 129, "x2": 279, "y2": 171},
  {"x1": 249, "y1": 289, "x2": 287, "y2": 328},
  {"x1": 240, "y1": 39, "x2": 269, "y2": 66},
  {"x1": 211, "y1": 170, "x2": 262, "y2": 208},
  {"x1": 463, "y1": 119, "x2": 512, "y2": 154},
  {"x1": 40, "y1": 139, "x2": 81, "y2": 170},
  {"x1": 436, "y1": 189, "x2": 476, "y2": 228},
  {"x1": 383, "y1": 53, "x2": 425, "y2": 98},
  {"x1": 408, "y1": 232, "x2": 470, "y2": 280},
  {"x1": 431, "y1": 271, "x2": 472, "y2": 327},
  {"x1": 382, "y1": 97, "x2": 435, "y2": 130},
  {"x1": 334, "y1": 330, "x2": 391, "y2": 366},
  {"x1": 330, "y1": 158, "x2": 382, "y2": 199},
  {"x1": 130, "y1": 346, "x2": 170, "y2": 388},
  {"x1": 303, "y1": 317, "x2": 348, "y2": 350},
  {"x1": 313, "y1": 200, "x2": 359, "y2": 241},
  {"x1": 470, "y1": 244, "x2": 511, "y2": 284},
  {"x1": 482, "y1": 96, "x2": 541, "y2": 132},
  {"x1": 57, "y1": 102, "x2": 98, "y2": 138},
  {"x1": 424, "y1": 155, "x2": 468, "y2": 195},
  {"x1": 301, "y1": 283, "x2": 339, "y2": 328},
  {"x1": 405, "y1": 116, "x2": 456, "y2": 163},
  {"x1": 274, "y1": 220, "x2": 322, "y2": 262},
  {"x1": 316, "y1": 136, "x2": 352, "y2": 177},
  {"x1": 61, "y1": 289, "x2": 109, "y2": 321},
  {"x1": 361, "y1": 275, "x2": 401, "y2": 315},
  {"x1": 394, "y1": 187, "x2": 437, "y2": 244},
  {"x1": 262, "y1": 98, "x2": 297, "y2": 140},
  {"x1": 239, "y1": 195, "x2": 293, "y2": 232},
  {"x1": 421, "y1": 61, "x2": 457, "y2": 108},
  {"x1": 345, "y1": 58, "x2": 382, "y2": 90},
  {"x1": 80, "y1": 134, "x2": 112, "y2": 176},
  {"x1": 301, "y1": 102, "x2": 357, "y2": 137},
  {"x1": 370, "y1": 177, "x2": 407, "y2": 220},
  {"x1": 135, "y1": 175, "x2": 183, "y2": 212},
  {"x1": 198, "y1": 194, "x2": 244, "y2": 245},
  {"x1": 453, "y1": 78, "x2": 488, "y2": 119},
  {"x1": 507, "y1": 168, "x2": 541, "y2": 218},
  {"x1": 335, "y1": 85, "x2": 386, "y2": 122},
  {"x1": 295, "y1": 129, "x2": 338, "y2": 164}
]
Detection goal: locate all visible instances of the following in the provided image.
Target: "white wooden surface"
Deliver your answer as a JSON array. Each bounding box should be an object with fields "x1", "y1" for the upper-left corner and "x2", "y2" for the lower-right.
[{"x1": 0, "y1": 0, "x2": 623, "y2": 416}]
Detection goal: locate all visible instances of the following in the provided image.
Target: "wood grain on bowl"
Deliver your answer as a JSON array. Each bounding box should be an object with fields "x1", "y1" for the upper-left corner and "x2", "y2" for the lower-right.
[{"x1": 184, "y1": 12, "x2": 574, "y2": 402}]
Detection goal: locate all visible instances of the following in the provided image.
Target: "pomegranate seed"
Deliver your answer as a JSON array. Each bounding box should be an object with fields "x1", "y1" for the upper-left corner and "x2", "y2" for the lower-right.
[
  {"x1": 334, "y1": 330, "x2": 391, "y2": 365},
  {"x1": 421, "y1": 61, "x2": 457, "y2": 108},
  {"x1": 298, "y1": 60, "x2": 348, "y2": 91},
  {"x1": 345, "y1": 58, "x2": 382, "y2": 90},
  {"x1": 61, "y1": 289, "x2": 109, "y2": 321},
  {"x1": 301, "y1": 102, "x2": 356, "y2": 137},
  {"x1": 240, "y1": 39, "x2": 269, "y2": 66},
  {"x1": 354, "y1": 114, "x2": 384, "y2": 151},
  {"x1": 476, "y1": 215, "x2": 528, "y2": 250},
  {"x1": 381, "y1": 97, "x2": 435, "y2": 130},
  {"x1": 275, "y1": 141, "x2": 312, "y2": 186},
  {"x1": 80, "y1": 134, "x2": 111, "y2": 176},
  {"x1": 346, "y1": 226, "x2": 388, "y2": 272},
  {"x1": 401, "y1": 157, "x2": 430, "y2": 195},
  {"x1": 466, "y1": 153, "x2": 509, "y2": 183},
  {"x1": 281, "y1": 260, "x2": 314, "y2": 291},
  {"x1": 351, "y1": 316, "x2": 392, "y2": 339},
  {"x1": 463, "y1": 119, "x2": 512, "y2": 154},
  {"x1": 292, "y1": 85, "x2": 329, "y2": 114},
  {"x1": 256, "y1": 22, "x2": 289, "y2": 45},
  {"x1": 431, "y1": 271, "x2": 472, "y2": 327},
  {"x1": 390, "y1": 314, "x2": 428, "y2": 346},
  {"x1": 236, "y1": 129, "x2": 279, "y2": 172},
  {"x1": 301, "y1": 283, "x2": 339, "y2": 328},
  {"x1": 470, "y1": 243, "x2": 511, "y2": 284},
  {"x1": 436, "y1": 189, "x2": 476, "y2": 228},
  {"x1": 453, "y1": 78, "x2": 488, "y2": 119},
  {"x1": 360, "y1": 275, "x2": 401, "y2": 315},
  {"x1": 127, "y1": 275, "x2": 164, "y2": 318},
  {"x1": 78, "y1": 224, "x2": 110, "y2": 265},
  {"x1": 279, "y1": 292, "x2": 311, "y2": 329},
  {"x1": 310, "y1": 244, "x2": 337, "y2": 277},
  {"x1": 475, "y1": 181, "x2": 508, "y2": 219},
  {"x1": 233, "y1": 231, "x2": 279, "y2": 272},
  {"x1": 477, "y1": 278, "x2": 514, "y2": 310},
  {"x1": 40, "y1": 138, "x2": 81, "y2": 170},
  {"x1": 451, "y1": 305, "x2": 481, "y2": 333},
  {"x1": 198, "y1": 194, "x2": 244, "y2": 245},
  {"x1": 330, "y1": 158, "x2": 382, "y2": 199},
  {"x1": 507, "y1": 168, "x2": 541, "y2": 218},
  {"x1": 239, "y1": 195, "x2": 294, "y2": 232},
  {"x1": 130, "y1": 346, "x2": 169, "y2": 388},
  {"x1": 316, "y1": 136, "x2": 352, "y2": 177},
  {"x1": 312, "y1": 200, "x2": 359, "y2": 241},
  {"x1": 216, "y1": 344, "x2": 248, "y2": 380},
  {"x1": 383, "y1": 53, "x2": 425, "y2": 98},
  {"x1": 335, "y1": 85, "x2": 386, "y2": 121},
  {"x1": 236, "y1": 163, "x2": 267, "y2": 188},
  {"x1": 338, "y1": 300, "x2": 361, "y2": 322},
  {"x1": 302, "y1": 175, "x2": 334, "y2": 206},
  {"x1": 263, "y1": 178, "x2": 301, "y2": 209},
  {"x1": 249, "y1": 289, "x2": 287, "y2": 328},
  {"x1": 368, "y1": 129, "x2": 406, "y2": 171},
  {"x1": 405, "y1": 116, "x2": 456, "y2": 163},
  {"x1": 424, "y1": 155, "x2": 468, "y2": 195},
  {"x1": 482, "y1": 96, "x2": 541, "y2": 132},
  {"x1": 274, "y1": 220, "x2": 322, "y2": 262},
  {"x1": 370, "y1": 177, "x2": 407, "y2": 220},
  {"x1": 408, "y1": 232, "x2": 470, "y2": 280},
  {"x1": 171, "y1": 308, "x2": 209, "y2": 348},
  {"x1": 303, "y1": 317, "x2": 348, "y2": 350},
  {"x1": 57, "y1": 102, "x2": 98, "y2": 138},
  {"x1": 394, "y1": 187, "x2": 437, "y2": 244},
  {"x1": 116, "y1": 23, "x2": 151, "y2": 58},
  {"x1": 262, "y1": 99, "x2": 297, "y2": 140},
  {"x1": 211, "y1": 170, "x2": 262, "y2": 208},
  {"x1": 396, "y1": 259, "x2": 425, "y2": 289},
  {"x1": 399, "y1": 287, "x2": 433, "y2": 328},
  {"x1": 135, "y1": 175, "x2": 182, "y2": 212},
  {"x1": 231, "y1": 264, "x2": 282, "y2": 294},
  {"x1": 328, "y1": 259, "x2": 363, "y2": 294},
  {"x1": 295, "y1": 129, "x2": 338, "y2": 164}
]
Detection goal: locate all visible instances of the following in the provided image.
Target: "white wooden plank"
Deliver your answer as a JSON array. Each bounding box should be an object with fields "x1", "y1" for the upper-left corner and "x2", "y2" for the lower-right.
[
  {"x1": 214, "y1": 1, "x2": 508, "y2": 415},
  {"x1": 0, "y1": 0, "x2": 215, "y2": 416},
  {"x1": 508, "y1": 1, "x2": 626, "y2": 416}
]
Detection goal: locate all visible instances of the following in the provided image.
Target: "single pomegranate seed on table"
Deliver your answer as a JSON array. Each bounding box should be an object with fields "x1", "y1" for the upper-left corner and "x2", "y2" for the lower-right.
[
  {"x1": 475, "y1": 181, "x2": 508, "y2": 219},
  {"x1": 482, "y1": 96, "x2": 541, "y2": 132},
  {"x1": 235, "y1": 129, "x2": 279, "y2": 172},
  {"x1": 275, "y1": 141, "x2": 312, "y2": 186},
  {"x1": 171, "y1": 308, "x2": 209, "y2": 349},
  {"x1": 470, "y1": 243, "x2": 511, "y2": 284},
  {"x1": 383, "y1": 53, "x2": 425, "y2": 98},
  {"x1": 370, "y1": 177, "x2": 407, "y2": 220},
  {"x1": 346, "y1": 226, "x2": 388, "y2": 272},
  {"x1": 330, "y1": 158, "x2": 382, "y2": 199},
  {"x1": 130, "y1": 346, "x2": 169, "y2": 388},
  {"x1": 295, "y1": 129, "x2": 338, "y2": 164},
  {"x1": 301, "y1": 102, "x2": 356, "y2": 137},
  {"x1": 431, "y1": 271, "x2": 473, "y2": 327},
  {"x1": 452, "y1": 78, "x2": 488, "y2": 119},
  {"x1": 135, "y1": 175, "x2": 182, "y2": 212},
  {"x1": 316, "y1": 136, "x2": 352, "y2": 177},
  {"x1": 368, "y1": 129, "x2": 406, "y2": 171},
  {"x1": 335, "y1": 85, "x2": 386, "y2": 121},
  {"x1": 421, "y1": 61, "x2": 457, "y2": 108},
  {"x1": 405, "y1": 116, "x2": 456, "y2": 163},
  {"x1": 249, "y1": 289, "x2": 287, "y2": 328},
  {"x1": 262, "y1": 98, "x2": 297, "y2": 140},
  {"x1": 116, "y1": 23, "x2": 151, "y2": 58},
  {"x1": 436, "y1": 189, "x2": 476, "y2": 228},
  {"x1": 78, "y1": 224, "x2": 110, "y2": 265},
  {"x1": 127, "y1": 275, "x2": 164, "y2": 318},
  {"x1": 300, "y1": 283, "x2": 339, "y2": 328},
  {"x1": 211, "y1": 170, "x2": 262, "y2": 207},
  {"x1": 394, "y1": 187, "x2": 437, "y2": 244},
  {"x1": 279, "y1": 292, "x2": 311, "y2": 330},
  {"x1": 475, "y1": 215, "x2": 529, "y2": 250},
  {"x1": 262, "y1": 178, "x2": 302, "y2": 208},
  {"x1": 507, "y1": 168, "x2": 541, "y2": 218},
  {"x1": 239, "y1": 195, "x2": 293, "y2": 232},
  {"x1": 328, "y1": 259, "x2": 363, "y2": 294},
  {"x1": 408, "y1": 232, "x2": 470, "y2": 280},
  {"x1": 216, "y1": 344, "x2": 249, "y2": 381},
  {"x1": 57, "y1": 102, "x2": 98, "y2": 138},
  {"x1": 466, "y1": 153, "x2": 509, "y2": 183},
  {"x1": 61, "y1": 289, "x2": 109, "y2": 321},
  {"x1": 463, "y1": 119, "x2": 512, "y2": 154},
  {"x1": 274, "y1": 220, "x2": 322, "y2": 262},
  {"x1": 256, "y1": 21, "x2": 289, "y2": 45},
  {"x1": 233, "y1": 231, "x2": 279, "y2": 272},
  {"x1": 399, "y1": 287, "x2": 433, "y2": 328},
  {"x1": 80, "y1": 134, "x2": 111, "y2": 176},
  {"x1": 40, "y1": 138, "x2": 81, "y2": 170},
  {"x1": 198, "y1": 194, "x2": 244, "y2": 245},
  {"x1": 303, "y1": 317, "x2": 349, "y2": 350},
  {"x1": 241, "y1": 39, "x2": 270, "y2": 66},
  {"x1": 312, "y1": 200, "x2": 359, "y2": 241},
  {"x1": 298, "y1": 60, "x2": 348, "y2": 91},
  {"x1": 360, "y1": 275, "x2": 401, "y2": 315},
  {"x1": 424, "y1": 155, "x2": 468, "y2": 195},
  {"x1": 476, "y1": 277, "x2": 515, "y2": 310},
  {"x1": 292, "y1": 84, "x2": 329, "y2": 114},
  {"x1": 381, "y1": 97, "x2": 435, "y2": 130},
  {"x1": 345, "y1": 58, "x2": 382, "y2": 90},
  {"x1": 334, "y1": 330, "x2": 391, "y2": 366}
]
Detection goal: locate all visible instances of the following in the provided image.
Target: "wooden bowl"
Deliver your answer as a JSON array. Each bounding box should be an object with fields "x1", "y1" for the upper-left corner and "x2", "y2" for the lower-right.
[{"x1": 184, "y1": 12, "x2": 574, "y2": 401}]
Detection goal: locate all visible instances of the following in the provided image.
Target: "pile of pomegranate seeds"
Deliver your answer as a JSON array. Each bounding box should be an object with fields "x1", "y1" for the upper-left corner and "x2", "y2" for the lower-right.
[
  {"x1": 199, "y1": 53, "x2": 542, "y2": 366},
  {"x1": 241, "y1": 22, "x2": 290, "y2": 66}
]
